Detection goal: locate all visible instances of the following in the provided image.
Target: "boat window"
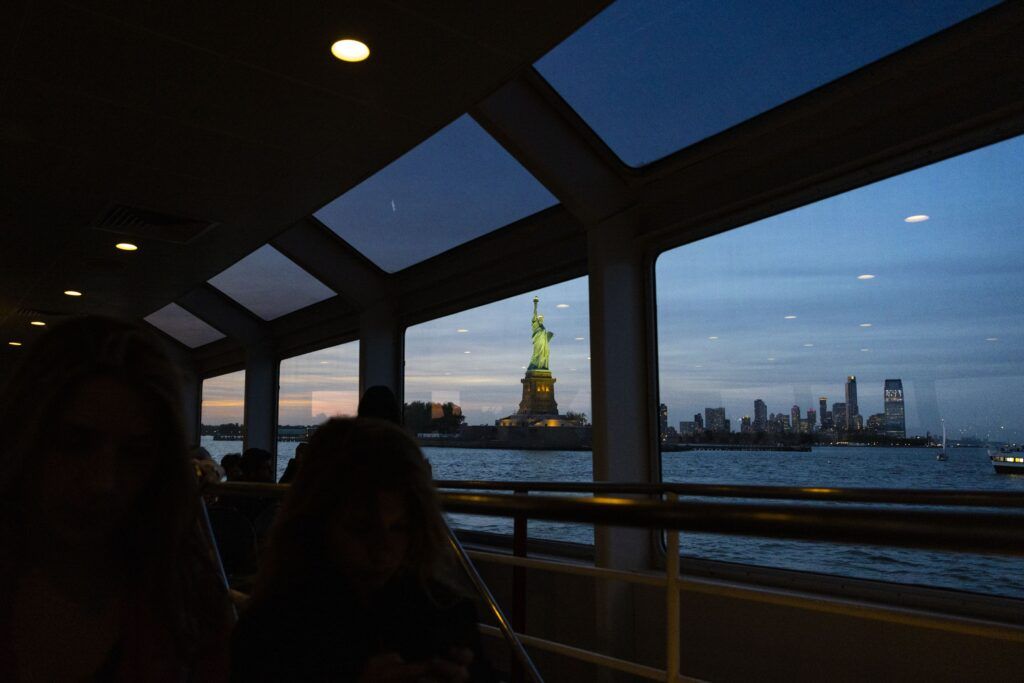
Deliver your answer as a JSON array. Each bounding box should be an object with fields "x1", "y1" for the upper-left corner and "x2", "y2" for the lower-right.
[
  {"x1": 144, "y1": 302, "x2": 226, "y2": 348},
  {"x1": 404, "y1": 276, "x2": 591, "y2": 541},
  {"x1": 534, "y1": 0, "x2": 999, "y2": 167},
  {"x1": 207, "y1": 245, "x2": 336, "y2": 321},
  {"x1": 277, "y1": 341, "x2": 360, "y2": 482},
  {"x1": 200, "y1": 370, "x2": 246, "y2": 462},
  {"x1": 654, "y1": 134, "x2": 1024, "y2": 598},
  {"x1": 314, "y1": 114, "x2": 557, "y2": 273}
]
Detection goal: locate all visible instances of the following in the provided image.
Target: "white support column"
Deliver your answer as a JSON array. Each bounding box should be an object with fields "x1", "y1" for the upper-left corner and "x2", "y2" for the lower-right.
[
  {"x1": 587, "y1": 206, "x2": 658, "y2": 669},
  {"x1": 359, "y1": 303, "x2": 404, "y2": 406},
  {"x1": 243, "y1": 340, "x2": 279, "y2": 465}
]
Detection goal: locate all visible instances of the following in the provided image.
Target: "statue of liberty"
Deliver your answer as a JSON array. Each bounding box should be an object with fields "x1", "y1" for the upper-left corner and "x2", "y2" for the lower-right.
[{"x1": 528, "y1": 296, "x2": 554, "y2": 372}]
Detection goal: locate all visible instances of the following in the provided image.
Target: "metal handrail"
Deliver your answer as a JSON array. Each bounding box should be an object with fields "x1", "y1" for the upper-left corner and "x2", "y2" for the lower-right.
[{"x1": 435, "y1": 480, "x2": 1024, "y2": 507}]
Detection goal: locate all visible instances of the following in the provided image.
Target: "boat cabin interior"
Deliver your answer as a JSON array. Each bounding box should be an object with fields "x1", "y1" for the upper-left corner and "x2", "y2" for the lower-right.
[{"x1": 2, "y1": 1, "x2": 1022, "y2": 680}]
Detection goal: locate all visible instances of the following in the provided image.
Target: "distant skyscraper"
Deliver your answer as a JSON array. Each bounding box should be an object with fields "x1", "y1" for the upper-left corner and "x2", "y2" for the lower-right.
[
  {"x1": 807, "y1": 409, "x2": 816, "y2": 428},
  {"x1": 659, "y1": 403, "x2": 669, "y2": 442},
  {"x1": 819, "y1": 397, "x2": 828, "y2": 426},
  {"x1": 679, "y1": 421, "x2": 697, "y2": 437},
  {"x1": 791, "y1": 405, "x2": 800, "y2": 429},
  {"x1": 845, "y1": 376, "x2": 859, "y2": 430},
  {"x1": 705, "y1": 407, "x2": 726, "y2": 433},
  {"x1": 754, "y1": 399, "x2": 767, "y2": 432},
  {"x1": 884, "y1": 379, "x2": 906, "y2": 437},
  {"x1": 740, "y1": 415, "x2": 751, "y2": 433},
  {"x1": 694, "y1": 413, "x2": 704, "y2": 430},
  {"x1": 833, "y1": 402, "x2": 847, "y2": 432}
]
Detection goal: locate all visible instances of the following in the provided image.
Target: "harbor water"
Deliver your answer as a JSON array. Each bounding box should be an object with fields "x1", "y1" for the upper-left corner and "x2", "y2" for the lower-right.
[{"x1": 200, "y1": 438, "x2": 1024, "y2": 599}]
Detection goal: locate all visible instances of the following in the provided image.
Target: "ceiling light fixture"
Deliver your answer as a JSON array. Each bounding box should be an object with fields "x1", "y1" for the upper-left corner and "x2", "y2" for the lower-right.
[
  {"x1": 30, "y1": 321, "x2": 46, "y2": 326},
  {"x1": 64, "y1": 290, "x2": 82, "y2": 297},
  {"x1": 904, "y1": 214, "x2": 929, "y2": 223},
  {"x1": 115, "y1": 242, "x2": 138, "y2": 251},
  {"x1": 8, "y1": 341, "x2": 22, "y2": 347},
  {"x1": 331, "y1": 39, "x2": 370, "y2": 62}
]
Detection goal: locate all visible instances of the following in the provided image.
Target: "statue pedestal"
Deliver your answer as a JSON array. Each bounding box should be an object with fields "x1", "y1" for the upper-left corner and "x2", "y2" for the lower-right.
[{"x1": 518, "y1": 369, "x2": 558, "y2": 415}]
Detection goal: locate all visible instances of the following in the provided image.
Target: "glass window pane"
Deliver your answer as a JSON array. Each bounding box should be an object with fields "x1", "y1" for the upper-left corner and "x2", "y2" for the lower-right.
[
  {"x1": 144, "y1": 302, "x2": 225, "y2": 348},
  {"x1": 277, "y1": 341, "x2": 360, "y2": 482},
  {"x1": 536, "y1": 0, "x2": 998, "y2": 167},
  {"x1": 405, "y1": 278, "x2": 591, "y2": 542},
  {"x1": 208, "y1": 245, "x2": 335, "y2": 320},
  {"x1": 315, "y1": 114, "x2": 558, "y2": 273},
  {"x1": 200, "y1": 370, "x2": 245, "y2": 463},
  {"x1": 656, "y1": 135, "x2": 1024, "y2": 598}
]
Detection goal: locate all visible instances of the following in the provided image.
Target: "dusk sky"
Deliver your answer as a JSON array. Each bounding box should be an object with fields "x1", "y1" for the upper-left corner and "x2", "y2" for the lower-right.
[{"x1": 199, "y1": 0, "x2": 1019, "y2": 441}]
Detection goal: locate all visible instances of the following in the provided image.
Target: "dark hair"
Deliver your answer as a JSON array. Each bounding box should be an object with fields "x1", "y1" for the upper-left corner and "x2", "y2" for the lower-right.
[
  {"x1": 0, "y1": 316, "x2": 226, "y2": 659},
  {"x1": 240, "y1": 447, "x2": 272, "y2": 475},
  {"x1": 253, "y1": 418, "x2": 449, "y2": 602},
  {"x1": 357, "y1": 385, "x2": 401, "y2": 424},
  {"x1": 221, "y1": 453, "x2": 242, "y2": 468}
]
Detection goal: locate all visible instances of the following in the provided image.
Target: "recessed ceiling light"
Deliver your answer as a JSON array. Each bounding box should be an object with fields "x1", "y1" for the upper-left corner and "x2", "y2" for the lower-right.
[
  {"x1": 784, "y1": 315, "x2": 797, "y2": 320},
  {"x1": 456, "y1": 328, "x2": 468, "y2": 333},
  {"x1": 30, "y1": 321, "x2": 45, "y2": 326},
  {"x1": 859, "y1": 323, "x2": 872, "y2": 327},
  {"x1": 63, "y1": 290, "x2": 82, "y2": 297},
  {"x1": 857, "y1": 274, "x2": 875, "y2": 280},
  {"x1": 556, "y1": 304, "x2": 570, "y2": 309},
  {"x1": 115, "y1": 242, "x2": 138, "y2": 251},
  {"x1": 904, "y1": 214, "x2": 929, "y2": 223},
  {"x1": 8, "y1": 341, "x2": 22, "y2": 346},
  {"x1": 331, "y1": 39, "x2": 370, "y2": 62}
]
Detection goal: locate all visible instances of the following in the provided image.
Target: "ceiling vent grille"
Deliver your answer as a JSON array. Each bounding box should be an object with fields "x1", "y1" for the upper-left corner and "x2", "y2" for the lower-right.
[{"x1": 93, "y1": 204, "x2": 216, "y2": 244}]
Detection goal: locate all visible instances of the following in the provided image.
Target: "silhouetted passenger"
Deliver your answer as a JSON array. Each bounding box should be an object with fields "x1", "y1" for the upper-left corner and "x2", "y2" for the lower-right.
[
  {"x1": 0, "y1": 316, "x2": 230, "y2": 681},
  {"x1": 230, "y1": 418, "x2": 495, "y2": 682},
  {"x1": 191, "y1": 446, "x2": 225, "y2": 488},
  {"x1": 278, "y1": 441, "x2": 306, "y2": 484},
  {"x1": 358, "y1": 385, "x2": 402, "y2": 424},
  {"x1": 239, "y1": 447, "x2": 275, "y2": 484},
  {"x1": 221, "y1": 452, "x2": 244, "y2": 482}
]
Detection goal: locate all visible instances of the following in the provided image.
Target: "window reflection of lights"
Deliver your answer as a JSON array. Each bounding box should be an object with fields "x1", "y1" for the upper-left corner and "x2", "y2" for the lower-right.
[
  {"x1": 463, "y1": 351, "x2": 471, "y2": 354},
  {"x1": 708, "y1": 336, "x2": 718, "y2": 340},
  {"x1": 860, "y1": 323, "x2": 872, "y2": 327},
  {"x1": 904, "y1": 214, "x2": 929, "y2": 223},
  {"x1": 986, "y1": 337, "x2": 998, "y2": 341},
  {"x1": 575, "y1": 337, "x2": 585, "y2": 340},
  {"x1": 64, "y1": 290, "x2": 82, "y2": 297},
  {"x1": 803, "y1": 343, "x2": 814, "y2": 347},
  {"x1": 861, "y1": 348, "x2": 870, "y2": 352},
  {"x1": 784, "y1": 315, "x2": 797, "y2": 319},
  {"x1": 331, "y1": 39, "x2": 370, "y2": 62},
  {"x1": 456, "y1": 328, "x2": 469, "y2": 333},
  {"x1": 857, "y1": 274, "x2": 876, "y2": 280},
  {"x1": 556, "y1": 303, "x2": 570, "y2": 308}
]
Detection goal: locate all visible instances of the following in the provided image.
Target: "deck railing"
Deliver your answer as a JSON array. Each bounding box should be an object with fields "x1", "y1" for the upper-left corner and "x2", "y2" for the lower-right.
[{"x1": 203, "y1": 481, "x2": 1024, "y2": 682}]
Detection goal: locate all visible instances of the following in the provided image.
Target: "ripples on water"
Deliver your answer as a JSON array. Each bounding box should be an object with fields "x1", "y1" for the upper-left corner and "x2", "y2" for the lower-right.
[{"x1": 201, "y1": 438, "x2": 1024, "y2": 599}]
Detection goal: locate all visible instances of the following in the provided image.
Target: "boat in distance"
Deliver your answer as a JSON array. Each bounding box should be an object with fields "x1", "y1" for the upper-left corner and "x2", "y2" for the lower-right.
[{"x1": 990, "y1": 444, "x2": 1024, "y2": 474}]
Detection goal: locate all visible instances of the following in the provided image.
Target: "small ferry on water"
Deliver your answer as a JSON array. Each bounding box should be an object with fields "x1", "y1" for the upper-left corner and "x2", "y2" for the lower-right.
[{"x1": 990, "y1": 445, "x2": 1024, "y2": 474}]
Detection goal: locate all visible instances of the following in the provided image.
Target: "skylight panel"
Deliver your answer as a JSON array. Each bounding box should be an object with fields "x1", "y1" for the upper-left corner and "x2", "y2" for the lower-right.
[
  {"x1": 208, "y1": 245, "x2": 335, "y2": 320},
  {"x1": 535, "y1": 0, "x2": 999, "y2": 167},
  {"x1": 314, "y1": 114, "x2": 558, "y2": 273},
  {"x1": 145, "y1": 302, "x2": 225, "y2": 348}
]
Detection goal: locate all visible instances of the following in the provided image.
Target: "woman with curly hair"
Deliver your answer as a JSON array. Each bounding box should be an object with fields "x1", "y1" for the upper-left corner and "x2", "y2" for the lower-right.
[
  {"x1": 231, "y1": 417, "x2": 495, "y2": 682},
  {"x1": 0, "y1": 316, "x2": 230, "y2": 681}
]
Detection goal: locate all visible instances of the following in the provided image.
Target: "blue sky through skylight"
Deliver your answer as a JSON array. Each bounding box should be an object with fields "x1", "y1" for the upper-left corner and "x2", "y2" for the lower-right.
[
  {"x1": 535, "y1": 0, "x2": 999, "y2": 167},
  {"x1": 208, "y1": 245, "x2": 335, "y2": 321},
  {"x1": 314, "y1": 114, "x2": 557, "y2": 273}
]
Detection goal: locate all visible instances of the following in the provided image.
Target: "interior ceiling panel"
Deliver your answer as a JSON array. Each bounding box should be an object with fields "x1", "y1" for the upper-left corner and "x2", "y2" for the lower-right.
[{"x1": 0, "y1": 0, "x2": 612, "y2": 350}]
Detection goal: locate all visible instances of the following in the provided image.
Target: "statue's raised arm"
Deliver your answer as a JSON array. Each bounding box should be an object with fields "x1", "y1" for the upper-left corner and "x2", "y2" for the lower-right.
[{"x1": 528, "y1": 296, "x2": 554, "y2": 372}]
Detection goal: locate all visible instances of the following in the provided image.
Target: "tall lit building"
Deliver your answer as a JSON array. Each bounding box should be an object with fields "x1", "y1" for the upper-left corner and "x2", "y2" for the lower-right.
[
  {"x1": 791, "y1": 405, "x2": 800, "y2": 429},
  {"x1": 833, "y1": 402, "x2": 847, "y2": 432},
  {"x1": 754, "y1": 399, "x2": 767, "y2": 432},
  {"x1": 884, "y1": 379, "x2": 906, "y2": 438},
  {"x1": 807, "y1": 409, "x2": 816, "y2": 428},
  {"x1": 705, "y1": 407, "x2": 726, "y2": 433},
  {"x1": 659, "y1": 403, "x2": 669, "y2": 442},
  {"x1": 845, "y1": 376, "x2": 859, "y2": 430},
  {"x1": 819, "y1": 397, "x2": 829, "y2": 428}
]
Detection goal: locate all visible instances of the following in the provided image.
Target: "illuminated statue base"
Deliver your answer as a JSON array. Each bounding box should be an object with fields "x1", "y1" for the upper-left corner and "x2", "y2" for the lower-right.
[{"x1": 517, "y1": 369, "x2": 558, "y2": 416}]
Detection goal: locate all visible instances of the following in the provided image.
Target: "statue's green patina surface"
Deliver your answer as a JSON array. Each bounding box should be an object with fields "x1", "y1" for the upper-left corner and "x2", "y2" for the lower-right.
[{"x1": 528, "y1": 296, "x2": 554, "y2": 372}]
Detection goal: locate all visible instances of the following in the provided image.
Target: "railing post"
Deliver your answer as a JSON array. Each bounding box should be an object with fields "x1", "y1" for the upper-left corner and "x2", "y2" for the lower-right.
[
  {"x1": 512, "y1": 486, "x2": 529, "y2": 683},
  {"x1": 665, "y1": 493, "x2": 680, "y2": 682}
]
